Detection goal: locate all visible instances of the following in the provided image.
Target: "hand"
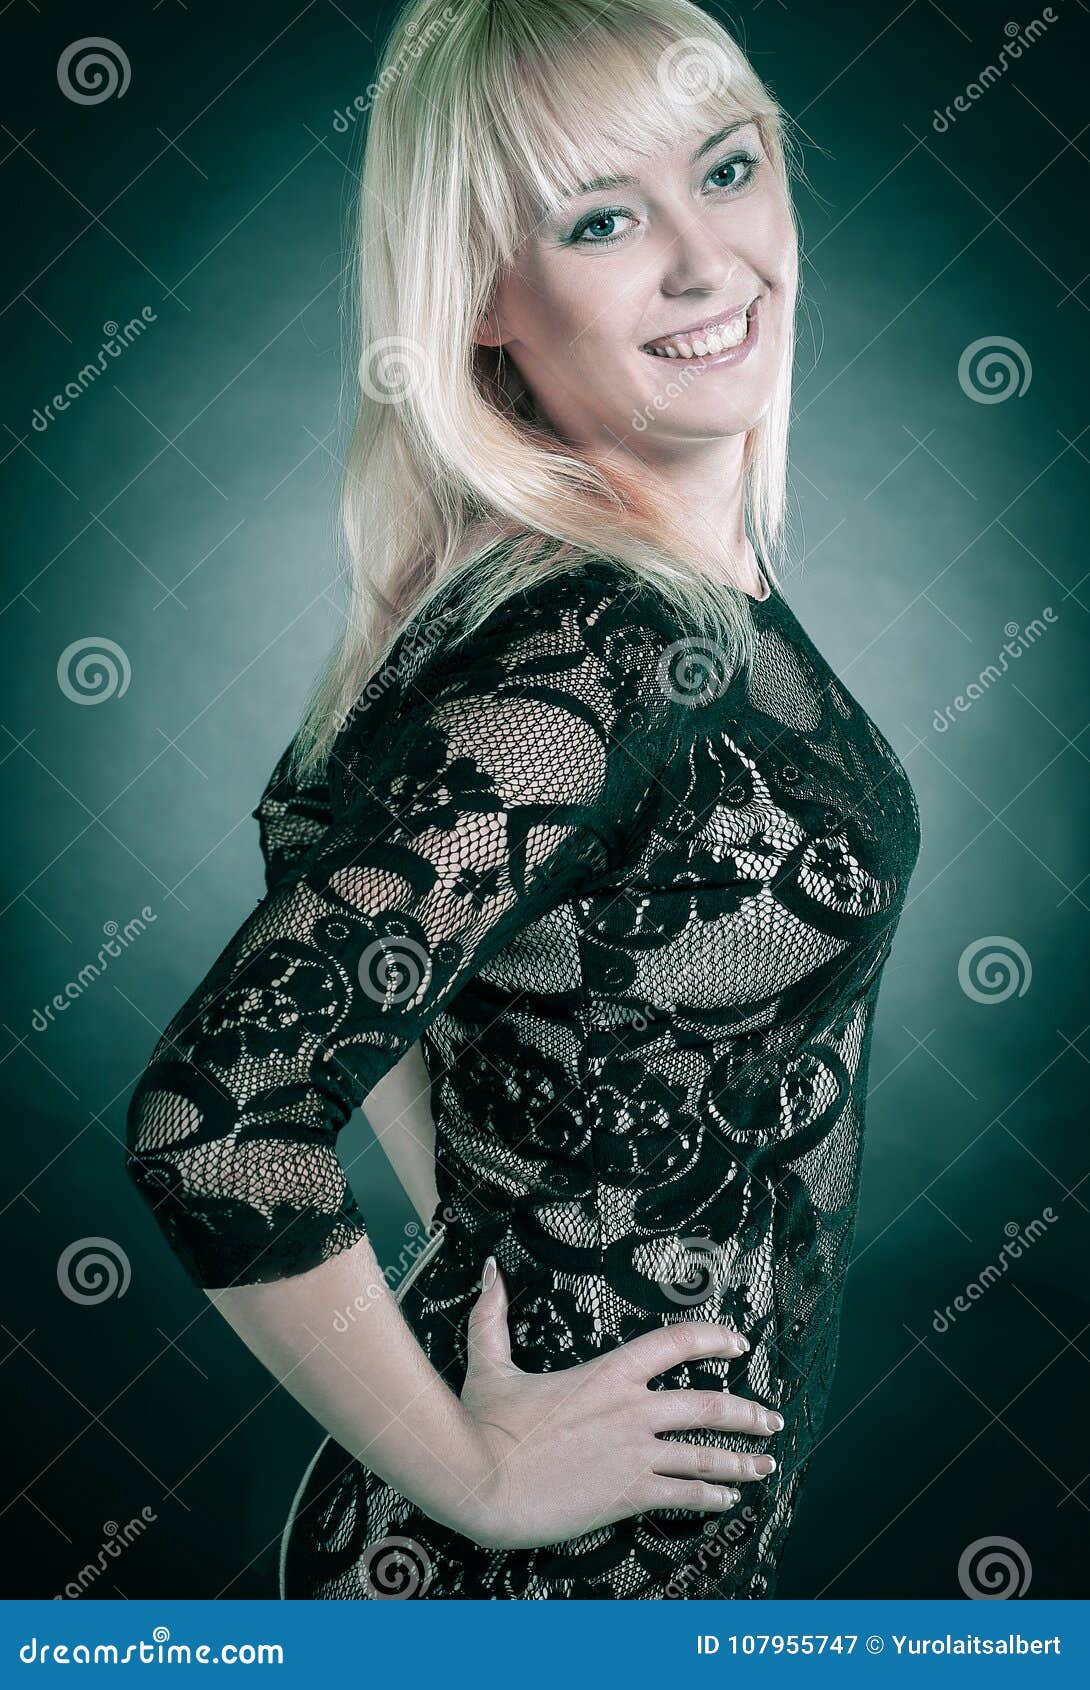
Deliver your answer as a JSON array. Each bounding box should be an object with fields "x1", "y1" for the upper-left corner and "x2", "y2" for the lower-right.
[{"x1": 456, "y1": 1255, "x2": 781, "y2": 1552}]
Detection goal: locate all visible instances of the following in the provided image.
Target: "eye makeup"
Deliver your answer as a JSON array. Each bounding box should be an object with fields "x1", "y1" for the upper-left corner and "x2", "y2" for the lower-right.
[{"x1": 561, "y1": 148, "x2": 763, "y2": 251}]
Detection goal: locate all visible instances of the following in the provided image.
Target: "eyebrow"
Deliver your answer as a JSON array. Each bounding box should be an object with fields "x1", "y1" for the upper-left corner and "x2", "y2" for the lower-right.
[{"x1": 563, "y1": 119, "x2": 757, "y2": 199}]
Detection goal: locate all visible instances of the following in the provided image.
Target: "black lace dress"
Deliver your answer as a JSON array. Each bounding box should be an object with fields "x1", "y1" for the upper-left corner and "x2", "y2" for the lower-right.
[{"x1": 124, "y1": 555, "x2": 921, "y2": 1600}]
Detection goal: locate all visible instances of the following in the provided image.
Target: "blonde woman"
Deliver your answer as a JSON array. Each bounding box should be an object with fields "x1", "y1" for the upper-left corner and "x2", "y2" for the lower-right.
[{"x1": 125, "y1": 0, "x2": 920, "y2": 1600}]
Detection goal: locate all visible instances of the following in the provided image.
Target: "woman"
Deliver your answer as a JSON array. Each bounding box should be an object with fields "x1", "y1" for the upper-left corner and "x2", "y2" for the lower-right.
[{"x1": 125, "y1": 0, "x2": 921, "y2": 1600}]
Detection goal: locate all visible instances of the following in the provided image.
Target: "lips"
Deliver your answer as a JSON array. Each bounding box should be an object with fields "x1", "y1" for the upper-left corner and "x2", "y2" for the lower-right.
[{"x1": 641, "y1": 296, "x2": 758, "y2": 354}]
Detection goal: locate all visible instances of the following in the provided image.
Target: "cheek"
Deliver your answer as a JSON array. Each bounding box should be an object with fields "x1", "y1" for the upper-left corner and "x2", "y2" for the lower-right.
[
  {"x1": 756, "y1": 200, "x2": 798, "y2": 292},
  {"x1": 525, "y1": 254, "x2": 636, "y2": 357},
  {"x1": 509, "y1": 273, "x2": 594, "y2": 357}
]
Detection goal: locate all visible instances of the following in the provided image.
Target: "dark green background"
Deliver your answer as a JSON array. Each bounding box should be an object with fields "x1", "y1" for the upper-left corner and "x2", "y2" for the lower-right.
[{"x1": 1, "y1": 0, "x2": 1086, "y2": 1599}]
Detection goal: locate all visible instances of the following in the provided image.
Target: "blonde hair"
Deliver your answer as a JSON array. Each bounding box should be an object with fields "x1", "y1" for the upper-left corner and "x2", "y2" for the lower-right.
[{"x1": 291, "y1": 0, "x2": 802, "y2": 779}]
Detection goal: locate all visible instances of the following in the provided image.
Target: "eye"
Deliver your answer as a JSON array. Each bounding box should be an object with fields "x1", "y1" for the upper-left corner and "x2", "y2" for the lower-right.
[
  {"x1": 566, "y1": 208, "x2": 637, "y2": 249},
  {"x1": 563, "y1": 150, "x2": 762, "y2": 251},
  {"x1": 706, "y1": 150, "x2": 761, "y2": 193}
]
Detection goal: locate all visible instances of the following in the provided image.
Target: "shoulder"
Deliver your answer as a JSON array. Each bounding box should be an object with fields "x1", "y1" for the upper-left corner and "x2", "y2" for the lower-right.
[
  {"x1": 416, "y1": 552, "x2": 695, "y2": 683},
  {"x1": 337, "y1": 556, "x2": 695, "y2": 780}
]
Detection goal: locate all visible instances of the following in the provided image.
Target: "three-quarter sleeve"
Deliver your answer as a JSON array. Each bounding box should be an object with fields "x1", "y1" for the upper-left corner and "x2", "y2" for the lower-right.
[
  {"x1": 251, "y1": 737, "x2": 336, "y2": 896},
  {"x1": 123, "y1": 561, "x2": 690, "y2": 1289}
]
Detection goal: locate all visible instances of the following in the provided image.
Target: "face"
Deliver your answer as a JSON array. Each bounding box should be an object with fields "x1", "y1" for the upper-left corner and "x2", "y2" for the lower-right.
[{"x1": 477, "y1": 115, "x2": 797, "y2": 455}]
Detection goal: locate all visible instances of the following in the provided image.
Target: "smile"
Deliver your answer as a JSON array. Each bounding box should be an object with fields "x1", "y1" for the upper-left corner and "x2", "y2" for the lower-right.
[{"x1": 640, "y1": 296, "x2": 760, "y2": 364}]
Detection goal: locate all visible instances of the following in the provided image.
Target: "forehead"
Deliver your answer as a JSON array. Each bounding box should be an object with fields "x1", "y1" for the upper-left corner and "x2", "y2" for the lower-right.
[
  {"x1": 491, "y1": 26, "x2": 762, "y2": 220},
  {"x1": 563, "y1": 118, "x2": 762, "y2": 200}
]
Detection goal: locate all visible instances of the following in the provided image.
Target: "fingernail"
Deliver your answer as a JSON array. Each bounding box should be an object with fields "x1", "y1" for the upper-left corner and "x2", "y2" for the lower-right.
[
  {"x1": 761, "y1": 1455, "x2": 777, "y2": 1475},
  {"x1": 481, "y1": 1254, "x2": 497, "y2": 1290},
  {"x1": 767, "y1": 1411, "x2": 784, "y2": 1430},
  {"x1": 737, "y1": 1332, "x2": 750, "y2": 1352}
]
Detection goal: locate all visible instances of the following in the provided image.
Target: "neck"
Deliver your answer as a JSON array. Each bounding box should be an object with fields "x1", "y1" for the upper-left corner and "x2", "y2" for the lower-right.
[{"x1": 594, "y1": 431, "x2": 757, "y2": 592}]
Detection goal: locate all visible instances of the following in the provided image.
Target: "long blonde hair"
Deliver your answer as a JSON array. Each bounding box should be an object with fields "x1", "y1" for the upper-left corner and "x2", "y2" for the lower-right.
[{"x1": 291, "y1": 0, "x2": 802, "y2": 780}]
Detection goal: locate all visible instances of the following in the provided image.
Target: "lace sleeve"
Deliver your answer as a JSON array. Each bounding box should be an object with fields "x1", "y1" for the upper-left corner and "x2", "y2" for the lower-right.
[
  {"x1": 123, "y1": 563, "x2": 690, "y2": 1289},
  {"x1": 252, "y1": 737, "x2": 335, "y2": 895}
]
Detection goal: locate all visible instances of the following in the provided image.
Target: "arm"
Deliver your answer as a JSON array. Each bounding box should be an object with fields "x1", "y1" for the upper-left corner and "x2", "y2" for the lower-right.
[
  {"x1": 125, "y1": 563, "x2": 777, "y2": 1547},
  {"x1": 359, "y1": 1042, "x2": 438, "y2": 1224},
  {"x1": 206, "y1": 1232, "x2": 490, "y2": 1539},
  {"x1": 253, "y1": 732, "x2": 439, "y2": 1224}
]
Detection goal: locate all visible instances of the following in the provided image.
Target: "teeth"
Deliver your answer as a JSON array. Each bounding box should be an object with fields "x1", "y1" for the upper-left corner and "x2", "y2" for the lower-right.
[{"x1": 645, "y1": 307, "x2": 750, "y2": 359}]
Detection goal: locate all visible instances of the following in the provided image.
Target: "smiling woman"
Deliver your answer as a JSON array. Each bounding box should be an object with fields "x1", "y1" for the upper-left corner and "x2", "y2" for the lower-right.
[
  {"x1": 480, "y1": 110, "x2": 789, "y2": 438},
  {"x1": 124, "y1": 0, "x2": 920, "y2": 1603}
]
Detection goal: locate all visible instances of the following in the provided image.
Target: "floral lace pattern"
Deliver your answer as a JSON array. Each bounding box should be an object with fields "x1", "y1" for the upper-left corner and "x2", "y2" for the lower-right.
[{"x1": 125, "y1": 556, "x2": 921, "y2": 1599}]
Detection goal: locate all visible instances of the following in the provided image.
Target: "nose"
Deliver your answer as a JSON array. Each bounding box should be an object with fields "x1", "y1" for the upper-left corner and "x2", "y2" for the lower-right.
[{"x1": 659, "y1": 209, "x2": 739, "y2": 298}]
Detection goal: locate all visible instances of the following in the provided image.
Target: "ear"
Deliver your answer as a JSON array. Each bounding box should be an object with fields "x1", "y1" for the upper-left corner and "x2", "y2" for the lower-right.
[{"x1": 474, "y1": 309, "x2": 504, "y2": 349}]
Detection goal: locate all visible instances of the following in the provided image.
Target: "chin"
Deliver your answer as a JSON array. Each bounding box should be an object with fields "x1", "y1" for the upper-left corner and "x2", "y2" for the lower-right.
[{"x1": 683, "y1": 393, "x2": 773, "y2": 436}]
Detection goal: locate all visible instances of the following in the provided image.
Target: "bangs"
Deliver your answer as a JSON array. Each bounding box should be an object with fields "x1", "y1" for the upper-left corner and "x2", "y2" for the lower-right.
[{"x1": 461, "y1": 7, "x2": 771, "y2": 248}]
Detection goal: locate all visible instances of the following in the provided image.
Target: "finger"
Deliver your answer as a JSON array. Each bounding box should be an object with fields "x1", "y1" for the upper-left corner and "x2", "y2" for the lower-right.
[
  {"x1": 635, "y1": 1476, "x2": 744, "y2": 1513},
  {"x1": 650, "y1": 1441, "x2": 778, "y2": 1484},
  {"x1": 647, "y1": 1388, "x2": 783, "y2": 1437},
  {"x1": 464, "y1": 1254, "x2": 515, "y2": 1375},
  {"x1": 614, "y1": 1320, "x2": 749, "y2": 1385}
]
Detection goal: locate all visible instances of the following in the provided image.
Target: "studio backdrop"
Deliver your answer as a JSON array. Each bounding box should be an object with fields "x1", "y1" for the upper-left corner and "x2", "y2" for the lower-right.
[{"x1": 1, "y1": 0, "x2": 1086, "y2": 1600}]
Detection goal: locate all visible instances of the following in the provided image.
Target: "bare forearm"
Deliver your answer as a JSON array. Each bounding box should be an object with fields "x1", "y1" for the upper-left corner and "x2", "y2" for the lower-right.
[
  {"x1": 362, "y1": 1042, "x2": 440, "y2": 1225},
  {"x1": 205, "y1": 1233, "x2": 489, "y2": 1539}
]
